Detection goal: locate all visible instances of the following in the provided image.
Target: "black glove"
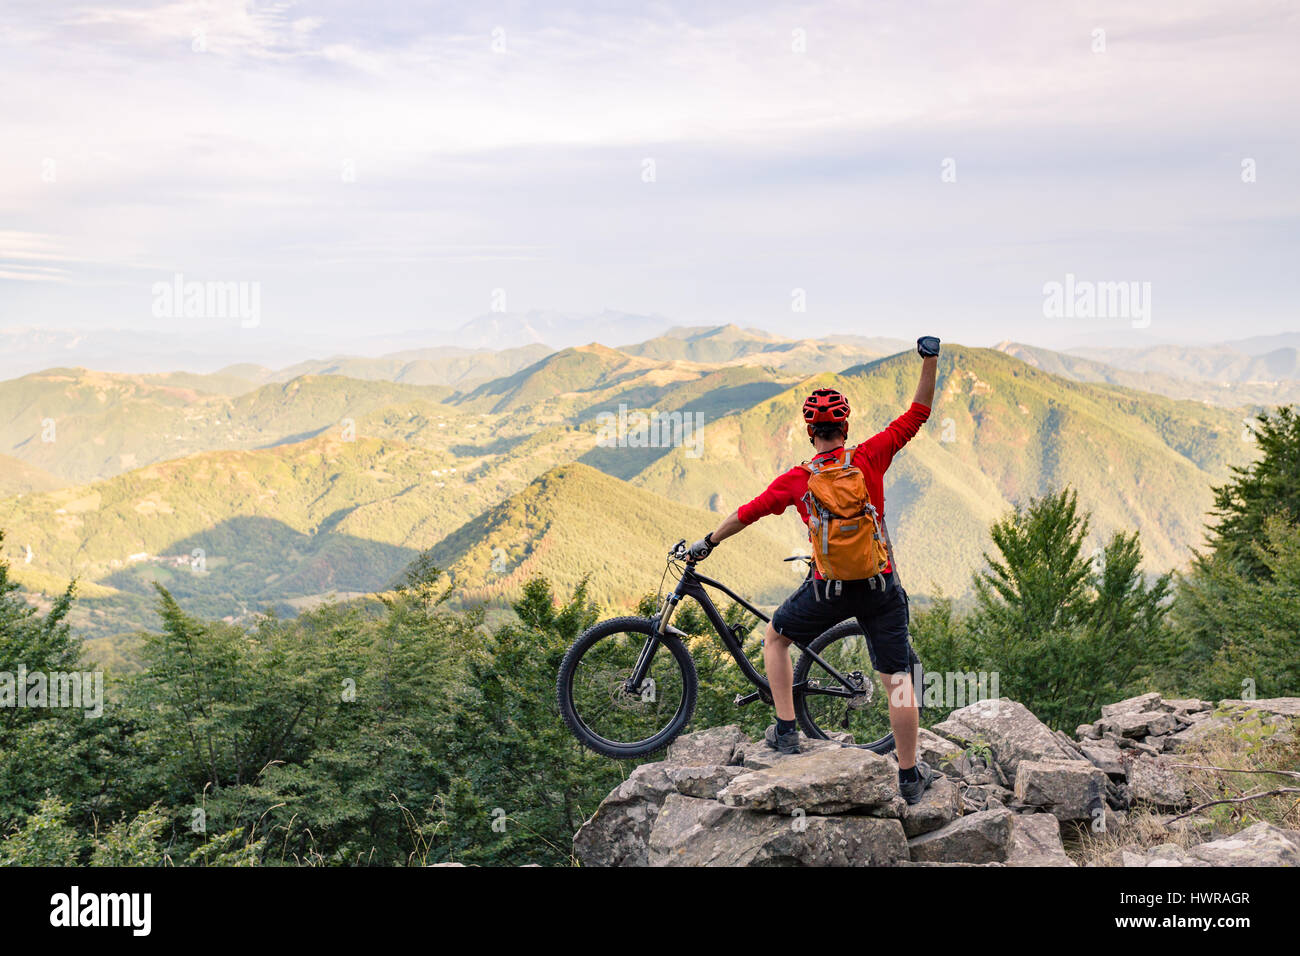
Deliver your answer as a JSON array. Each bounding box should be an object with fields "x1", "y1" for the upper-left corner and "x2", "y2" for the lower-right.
[
  {"x1": 687, "y1": 533, "x2": 717, "y2": 561},
  {"x1": 917, "y1": 336, "x2": 941, "y2": 358}
]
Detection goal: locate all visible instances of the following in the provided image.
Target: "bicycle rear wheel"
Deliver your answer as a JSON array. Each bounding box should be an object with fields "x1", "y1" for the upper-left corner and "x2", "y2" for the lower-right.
[
  {"x1": 557, "y1": 616, "x2": 698, "y2": 759},
  {"x1": 793, "y1": 620, "x2": 922, "y2": 754}
]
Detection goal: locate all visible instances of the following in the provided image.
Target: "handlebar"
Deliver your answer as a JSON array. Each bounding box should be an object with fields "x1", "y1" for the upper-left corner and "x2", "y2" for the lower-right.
[{"x1": 670, "y1": 540, "x2": 812, "y2": 568}]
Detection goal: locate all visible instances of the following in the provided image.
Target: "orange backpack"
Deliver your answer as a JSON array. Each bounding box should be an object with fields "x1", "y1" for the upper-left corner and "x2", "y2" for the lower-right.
[{"x1": 800, "y1": 445, "x2": 890, "y2": 581}]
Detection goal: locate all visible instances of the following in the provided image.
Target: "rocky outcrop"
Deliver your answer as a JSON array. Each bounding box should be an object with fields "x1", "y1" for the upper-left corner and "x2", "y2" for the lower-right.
[
  {"x1": 908, "y1": 808, "x2": 1014, "y2": 864},
  {"x1": 648, "y1": 794, "x2": 908, "y2": 867},
  {"x1": 717, "y1": 747, "x2": 899, "y2": 814},
  {"x1": 1005, "y1": 813, "x2": 1075, "y2": 867},
  {"x1": 572, "y1": 696, "x2": 1300, "y2": 867},
  {"x1": 572, "y1": 763, "x2": 676, "y2": 867},
  {"x1": 1112, "y1": 823, "x2": 1300, "y2": 868},
  {"x1": 931, "y1": 699, "x2": 1079, "y2": 785},
  {"x1": 1012, "y1": 759, "x2": 1108, "y2": 822}
]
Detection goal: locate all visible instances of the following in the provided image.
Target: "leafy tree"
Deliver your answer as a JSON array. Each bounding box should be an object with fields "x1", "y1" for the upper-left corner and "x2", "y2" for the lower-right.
[
  {"x1": 0, "y1": 528, "x2": 79, "y2": 733},
  {"x1": 0, "y1": 531, "x2": 89, "y2": 828},
  {"x1": 1173, "y1": 517, "x2": 1300, "y2": 699},
  {"x1": 1171, "y1": 405, "x2": 1300, "y2": 697},
  {"x1": 0, "y1": 795, "x2": 81, "y2": 865},
  {"x1": 446, "y1": 577, "x2": 614, "y2": 865},
  {"x1": 909, "y1": 594, "x2": 972, "y2": 726},
  {"x1": 968, "y1": 489, "x2": 1171, "y2": 729},
  {"x1": 1205, "y1": 405, "x2": 1300, "y2": 577}
]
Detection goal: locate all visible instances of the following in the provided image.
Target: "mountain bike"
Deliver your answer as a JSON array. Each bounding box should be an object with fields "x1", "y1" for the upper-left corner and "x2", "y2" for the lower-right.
[{"x1": 556, "y1": 539, "x2": 923, "y2": 759}]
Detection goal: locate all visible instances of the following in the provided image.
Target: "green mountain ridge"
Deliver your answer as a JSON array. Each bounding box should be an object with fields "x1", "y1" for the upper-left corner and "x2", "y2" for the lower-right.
[
  {"x1": 633, "y1": 346, "x2": 1254, "y2": 596},
  {"x1": 621, "y1": 323, "x2": 906, "y2": 372},
  {"x1": 430, "y1": 462, "x2": 800, "y2": 611},
  {"x1": 0, "y1": 369, "x2": 454, "y2": 483},
  {"x1": 222, "y1": 343, "x2": 553, "y2": 389},
  {"x1": 0, "y1": 336, "x2": 1274, "y2": 642},
  {"x1": 998, "y1": 342, "x2": 1300, "y2": 407}
]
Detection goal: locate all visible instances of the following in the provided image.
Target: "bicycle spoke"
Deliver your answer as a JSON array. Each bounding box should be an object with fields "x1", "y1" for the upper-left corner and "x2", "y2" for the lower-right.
[
  {"x1": 799, "y1": 631, "x2": 894, "y2": 745},
  {"x1": 569, "y1": 630, "x2": 687, "y2": 747}
]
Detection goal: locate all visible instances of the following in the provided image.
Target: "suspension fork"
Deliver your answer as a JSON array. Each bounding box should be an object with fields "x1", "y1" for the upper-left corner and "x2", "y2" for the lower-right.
[{"x1": 626, "y1": 575, "x2": 686, "y2": 692}]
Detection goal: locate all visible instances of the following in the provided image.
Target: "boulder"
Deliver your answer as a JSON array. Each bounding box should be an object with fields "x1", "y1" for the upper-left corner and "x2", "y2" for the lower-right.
[
  {"x1": 733, "y1": 734, "x2": 842, "y2": 771},
  {"x1": 962, "y1": 783, "x2": 1014, "y2": 813},
  {"x1": 1126, "y1": 754, "x2": 1190, "y2": 808},
  {"x1": 1165, "y1": 698, "x2": 1212, "y2": 715},
  {"x1": 899, "y1": 775, "x2": 962, "y2": 838},
  {"x1": 1165, "y1": 715, "x2": 1234, "y2": 751},
  {"x1": 667, "y1": 764, "x2": 749, "y2": 800},
  {"x1": 931, "y1": 699, "x2": 1075, "y2": 785},
  {"x1": 1100, "y1": 693, "x2": 1167, "y2": 718},
  {"x1": 1098, "y1": 711, "x2": 1179, "y2": 739},
  {"x1": 1051, "y1": 730, "x2": 1087, "y2": 760},
  {"x1": 908, "y1": 808, "x2": 1014, "y2": 864},
  {"x1": 647, "y1": 793, "x2": 908, "y2": 866},
  {"x1": 718, "y1": 746, "x2": 900, "y2": 814},
  {"x1": 1113, "y1": 822, "x2": 1300, "y2": 867},
  {"x1": 1219, "y1": 697, "x2": 1300, "y2": 719},
  {"x1": 1005, "y1": 813, "x2": 1075, "y2": 867},
  {"x1": 1142, "y1": 843, "x2": 1209, "y2": 868},
  {"x1": 1013, "y1": 759, "x2": 1108, "y2": 823},
  {"x1": 1078, "y1": 739, "x2": 1126, "y2": 778},
  {"x1": 916, "y1": 727, "x2": 964, "y2": 769},
  {"x1": 572, "y1": 764, "x2": 675, "y2": 867},
  {"x1": 666, "y1": 725, "x2": 748, "y2": 766},
  {"x1": 1188, "y1": 822, "x2": 1300, "y2": 866}
]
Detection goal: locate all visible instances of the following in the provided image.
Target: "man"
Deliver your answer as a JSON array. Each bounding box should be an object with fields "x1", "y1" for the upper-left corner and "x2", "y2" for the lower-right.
[{"x1": 687, "y1": 336, "x2": 940, "y2": 804}]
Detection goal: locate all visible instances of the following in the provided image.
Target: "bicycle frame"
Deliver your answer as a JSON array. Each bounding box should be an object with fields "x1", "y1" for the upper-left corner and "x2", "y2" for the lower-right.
[{"x1": 628, "y1": 560, "x2": 865, "y2": 705}]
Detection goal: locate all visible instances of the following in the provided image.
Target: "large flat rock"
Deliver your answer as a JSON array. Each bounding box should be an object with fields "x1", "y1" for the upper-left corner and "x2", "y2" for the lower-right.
[
  {"x1": 648, "y1": 793, "x2": 908, "y2": 866},
  {"x1": 719, "y1": 745, "x2": 900, "y2": 814},
  {"x1": 666, "y1": 725, "x2": 749, "y2": 766},
  {"x1": 1218, "y1": 698, "x2": 1300, "y2": 718},
  {"x1": 1188, "y1": 822, "x2": 1300, "y2": 866},
  {"x1": 733, "y1": 734, "x2": 843, "y2": 771}
]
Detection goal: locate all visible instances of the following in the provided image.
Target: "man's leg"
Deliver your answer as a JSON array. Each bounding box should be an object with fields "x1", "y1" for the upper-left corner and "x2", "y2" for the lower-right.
[
  {"x1": 763, "y1": 620, "x2": 796, "y2": 721},
  {"x1": 880, "y1": 671, "x2": 919, "y2": 769}
]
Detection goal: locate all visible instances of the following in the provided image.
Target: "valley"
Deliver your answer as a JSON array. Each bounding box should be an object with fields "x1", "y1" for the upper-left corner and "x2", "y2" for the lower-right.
[{"x1": 0, "y1": 326, "x2": 1276, "y2": 645}]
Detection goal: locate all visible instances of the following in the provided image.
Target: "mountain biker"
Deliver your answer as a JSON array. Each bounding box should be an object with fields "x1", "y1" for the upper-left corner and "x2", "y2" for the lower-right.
[{"x1": 687, "y1": 336, "x2": 940, "y2": 804}]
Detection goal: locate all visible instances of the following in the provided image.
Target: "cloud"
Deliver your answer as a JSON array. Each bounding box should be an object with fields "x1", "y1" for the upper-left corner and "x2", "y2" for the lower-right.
[{"x1": 2, "y1": 1, "x2": 1297, "y2": 344}]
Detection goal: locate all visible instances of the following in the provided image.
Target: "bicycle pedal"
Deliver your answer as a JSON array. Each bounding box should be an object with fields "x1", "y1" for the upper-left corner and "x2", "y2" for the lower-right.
[{"x1": 733, "y1": 691, "x2": 760, "y2": 707}]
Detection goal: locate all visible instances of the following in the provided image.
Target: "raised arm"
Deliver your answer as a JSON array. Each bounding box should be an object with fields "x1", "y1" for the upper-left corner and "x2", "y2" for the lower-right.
[
  {"x1": 914, "y1": 336, "x2": 939, "y2": 408},
  {"x1": 858, "y1": 337, "x2": 940, "y2": 473}
]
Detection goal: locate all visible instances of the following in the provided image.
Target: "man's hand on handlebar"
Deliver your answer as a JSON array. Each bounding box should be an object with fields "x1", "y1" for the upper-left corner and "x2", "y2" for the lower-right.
[{"x1": 687, "y1": 532, "x2": 717, "y2": 561}]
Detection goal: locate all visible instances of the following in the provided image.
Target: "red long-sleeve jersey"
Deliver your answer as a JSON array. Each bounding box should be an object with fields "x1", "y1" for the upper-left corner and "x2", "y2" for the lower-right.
[{"x1": 737, "y1": 402, "x2": 931, "y2": 574}]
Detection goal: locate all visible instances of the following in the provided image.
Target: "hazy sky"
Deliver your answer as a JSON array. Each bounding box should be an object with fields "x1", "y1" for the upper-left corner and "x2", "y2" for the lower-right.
[{"x1": 2, "y1": 0, "x2": 1297, "y2": 353}]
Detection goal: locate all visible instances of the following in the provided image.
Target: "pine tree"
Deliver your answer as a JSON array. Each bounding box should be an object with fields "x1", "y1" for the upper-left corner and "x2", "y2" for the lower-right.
[{"x1": 969, "y1": 490, "x2": 1171, "y2": 729}]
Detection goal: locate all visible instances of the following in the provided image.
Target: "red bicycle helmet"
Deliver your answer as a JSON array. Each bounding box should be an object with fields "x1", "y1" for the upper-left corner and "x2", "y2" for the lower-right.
[{"x1": 802, "y1": 388, "x2": 850, "y2": 437}]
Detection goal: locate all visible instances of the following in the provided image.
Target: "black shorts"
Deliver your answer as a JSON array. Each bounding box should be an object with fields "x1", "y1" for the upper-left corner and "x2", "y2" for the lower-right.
[{"x1": 770, "y1": 572, "x2": 912, "y2": 674}]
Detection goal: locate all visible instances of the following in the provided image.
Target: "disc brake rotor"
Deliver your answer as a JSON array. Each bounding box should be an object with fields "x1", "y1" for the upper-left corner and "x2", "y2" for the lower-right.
[{"x1": 844, "y1": 671, "x2": 873, "y2": 710}]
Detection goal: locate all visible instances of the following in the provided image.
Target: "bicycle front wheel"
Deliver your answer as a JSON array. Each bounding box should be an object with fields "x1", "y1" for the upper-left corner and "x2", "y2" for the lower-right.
[
  {"x1": 557, "y1": 616, "x2": 698, "y2": 759},
  {"x1": 793, "y1": 620, "x2": 921, "y2": 754}
]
